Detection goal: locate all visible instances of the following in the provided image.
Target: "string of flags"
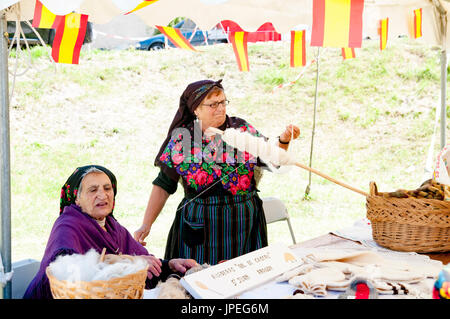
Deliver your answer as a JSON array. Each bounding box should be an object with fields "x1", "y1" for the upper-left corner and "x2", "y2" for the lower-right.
[
  {"x1": 272, "y1": 59, "x2": 316, "y2": 93},
  {"x1": 30, "y1": 0, "x2": 425, "y2": 68},
  {"x1": 31, "y1": 0, "x2": 158, "y2": 64}
]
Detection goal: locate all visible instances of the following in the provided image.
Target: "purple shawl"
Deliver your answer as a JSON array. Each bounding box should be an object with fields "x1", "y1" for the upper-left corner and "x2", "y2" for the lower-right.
[{"x1": 23, "y1": 204, "x2": 152, "y2": 299}]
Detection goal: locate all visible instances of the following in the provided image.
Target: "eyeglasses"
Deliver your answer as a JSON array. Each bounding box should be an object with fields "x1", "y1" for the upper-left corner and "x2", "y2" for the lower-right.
[{"x1": 202, "y1": 99, "x2": 229, "y2": 109}]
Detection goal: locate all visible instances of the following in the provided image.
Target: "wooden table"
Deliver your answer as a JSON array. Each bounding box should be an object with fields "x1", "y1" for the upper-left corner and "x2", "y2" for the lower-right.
[{"x1": 291, "y1": 233, "x2": 450, "y2": 265}]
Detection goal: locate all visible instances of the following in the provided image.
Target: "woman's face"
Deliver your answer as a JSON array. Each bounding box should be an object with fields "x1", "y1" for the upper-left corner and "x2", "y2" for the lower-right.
[
  {"x1": 194, "y1": 91, "x2": 227, "y2": 130},
  {"x1": 75, "y1": 172, "x2": 114, "y2": 220}
]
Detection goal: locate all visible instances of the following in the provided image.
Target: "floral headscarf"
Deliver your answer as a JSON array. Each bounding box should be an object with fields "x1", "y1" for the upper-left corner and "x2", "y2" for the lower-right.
[{"x1": 59, "y1": 165, "x2": 117, "y2": 214}]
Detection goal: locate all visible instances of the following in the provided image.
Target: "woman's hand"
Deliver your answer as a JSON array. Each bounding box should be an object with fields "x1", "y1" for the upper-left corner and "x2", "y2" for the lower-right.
[
  {"x1": 134, "y1": 224, "x2": 151, "y2": 246},
  {"x1": 141, "y1": 255, "x2": 163, "y2": 279},
  {"x1": 279, "y1": 124, "x2": 300, "y2": 144},
  {"x1": 168, "y1": 258, "x2": 199, "y2": 274}
]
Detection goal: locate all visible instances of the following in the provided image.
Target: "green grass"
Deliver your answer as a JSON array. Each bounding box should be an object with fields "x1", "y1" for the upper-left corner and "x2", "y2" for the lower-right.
[{"x1": 7, "y1": 37, "x2": 449, "y2": 262}]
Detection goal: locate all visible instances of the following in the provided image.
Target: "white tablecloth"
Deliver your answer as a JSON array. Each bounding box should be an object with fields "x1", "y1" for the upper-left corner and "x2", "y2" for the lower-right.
[{"x1": 144, "y1": 219, "x2": 442, "y2": 299}]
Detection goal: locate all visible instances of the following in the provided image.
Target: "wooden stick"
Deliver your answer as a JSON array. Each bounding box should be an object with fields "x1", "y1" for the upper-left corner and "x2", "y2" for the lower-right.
[{"x1": 295, "y1": 162, "x2": 369, "y2": 197}]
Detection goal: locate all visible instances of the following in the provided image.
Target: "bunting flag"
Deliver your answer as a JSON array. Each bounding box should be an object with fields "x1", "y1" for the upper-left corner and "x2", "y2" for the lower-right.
[
  {"x1": 272, "y1": 59, "x2": 316, "y2": 93},
  {"x1": 32, "y1": 0, "x2": 62, "y2": 29},
  {"x1": 311, "y1": 0, "x2": 364, "y2": 48},
  {"x1": 413, "y1": 8, "x2": 423, "y2": 39},
  {"x1": 125, "y1": 0, "x2": 159, "y2": 15},
  {"x1": 51, "y1": 13, "x2": 89, "y2": 64},
  {"x1": 155, "y1": 26, "x2": 197, "y2": 51},
  {"x1": 290, "y1": 30, "x2": 306, "y2": 67},
  {"x1": 229, "y1": 31, "x2": 249, "y2": 72},
  {"x1": 379, "y1": 18, "x2": 388, "y2": 51},
  {"x1": 342, "y1": 47, "x2": 355, "y2": 60}
]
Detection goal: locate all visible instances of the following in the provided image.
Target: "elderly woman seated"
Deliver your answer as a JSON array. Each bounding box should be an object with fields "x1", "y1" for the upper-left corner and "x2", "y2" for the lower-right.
[{"x1": 23, "y1": 165, "x2": 198, "y2": 299}]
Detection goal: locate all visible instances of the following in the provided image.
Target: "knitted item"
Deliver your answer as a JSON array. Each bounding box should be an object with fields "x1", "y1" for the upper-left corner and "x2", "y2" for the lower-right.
[
  {"x1": 433, "y1": 266, "x2": 450, "y2": 299},
  {"x1": 338, "y1": 277, "x2": 378, "y2": 299}
]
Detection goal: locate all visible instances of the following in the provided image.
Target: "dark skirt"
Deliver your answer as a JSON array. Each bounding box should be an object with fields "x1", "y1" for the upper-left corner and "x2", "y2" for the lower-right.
[{"x1": 164, "y1": 191, "x2": 268, "y2": 265}]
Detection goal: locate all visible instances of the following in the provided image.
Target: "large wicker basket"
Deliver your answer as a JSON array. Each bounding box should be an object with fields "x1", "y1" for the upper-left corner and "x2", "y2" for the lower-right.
[
  {"x1": 366, "y1": 181, "x2": 450, "y2": 253},
  {"x1": 46, "y1": 254, "x2": 149, "y2": 299}
]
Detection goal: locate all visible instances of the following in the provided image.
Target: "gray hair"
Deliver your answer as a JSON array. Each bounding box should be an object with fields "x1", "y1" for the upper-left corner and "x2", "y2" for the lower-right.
[{"x1": 76, "y1": 167, "x2": 104, "y2": 199}]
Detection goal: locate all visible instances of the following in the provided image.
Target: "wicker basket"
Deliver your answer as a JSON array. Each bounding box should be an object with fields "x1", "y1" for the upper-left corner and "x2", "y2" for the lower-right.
[
  {"x1": 46, "y1": 254, "x2": 149, "y2": 299},
  {"x1": 366, "y1": 181, "x2": 450, "y2": 253}
]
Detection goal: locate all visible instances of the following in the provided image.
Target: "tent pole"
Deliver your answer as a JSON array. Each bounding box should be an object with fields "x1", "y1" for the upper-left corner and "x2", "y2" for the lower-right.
[
  {"x1": 305, "y1": 47, "x2": 320, "y2": 198},
  {"x1": 0, "y1": 12, "x2": 12, "y2": 299},
  {"x1": 440, "y1": 49, "x2": 447, "y2": 149}
]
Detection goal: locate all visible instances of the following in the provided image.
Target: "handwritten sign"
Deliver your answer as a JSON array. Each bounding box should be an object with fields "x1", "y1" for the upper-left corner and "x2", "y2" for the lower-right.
[{"x1": 179, "y1": 243, "x2": 302, "y2": 299}]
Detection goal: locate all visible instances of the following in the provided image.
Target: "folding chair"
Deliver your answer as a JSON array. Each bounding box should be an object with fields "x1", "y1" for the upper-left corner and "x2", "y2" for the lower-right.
[
  {"x1": 11, "y1": 259, "x2": 40, "y2": 299},
  {"x1": 262, "y1": 197, "x2": 296, "y2": 244}
]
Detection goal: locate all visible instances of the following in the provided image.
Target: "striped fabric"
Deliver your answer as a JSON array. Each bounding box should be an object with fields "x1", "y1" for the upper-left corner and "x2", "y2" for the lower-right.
[
  {"x1": 51, "y1": 13, "x2": 89, "y2": 64},
  {"x1": 290, "y1": 30, "x2": 306, "y2": 67},
  {"x1": 311, "y1": 0, "x2": 364, "y2": 48},
  {"x1": 164, "y1": 192, "x2": 268, "y2": 265},
  {"x1": 229, "y1": 31, "x2": 249, "y2": 71},
  {"x1": 379, "y1": 18, "x2": 388, "y2": 51},
  {"x1": 155, "y1": 26, "x2": 197, "y2": 51},
  {"x1": 413, "y1": 8, "x2": 422, "y2": 39},
  {"x1": 342, "y1": 47, "x2": 355, "y2": 60},
  {"x1": 32, "y1": 0, "x2": 62, "y2": 29}
]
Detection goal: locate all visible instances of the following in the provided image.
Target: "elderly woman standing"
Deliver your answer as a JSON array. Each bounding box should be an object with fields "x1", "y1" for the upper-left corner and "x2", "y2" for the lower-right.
[
  {"x1": 134, "y1": 79, "x2": 300, "y2": 265},
  {"x1": 24, "y1": 165, "x2": 197, "y2": 299}
]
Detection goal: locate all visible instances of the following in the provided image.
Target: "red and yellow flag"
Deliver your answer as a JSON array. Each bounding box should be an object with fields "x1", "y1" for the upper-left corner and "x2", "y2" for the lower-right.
[
  {"x1": 51, "y1": 13, "x2": 89, "y2": 65},
  {"x1": 290, "y1": 30, "x2": 306, "y2": 67},
  {"x1": 125, "y1": 0, "x2": 159, "y2": 15},
  {"x1": 32, "y1": 0, "x2": 62, "y2": 29},
  {"x1": 379, "y1": 18, "x2": 388, "y2": 51},
  {"x1": 229, "y1": 31, "x2": 249, "y2": 72},
  {"x1": 311, "y1": 0, "x2": 364, "y2": 48},
  {"x1": 155, "y1": 26, "x2": 197, "y2": 51},
  {"x1": 412, "y1": 8, "x2": 422, "y2": 39},
  {"x1": 342, "y1": 47, "x2": 355, "y2": 60}
]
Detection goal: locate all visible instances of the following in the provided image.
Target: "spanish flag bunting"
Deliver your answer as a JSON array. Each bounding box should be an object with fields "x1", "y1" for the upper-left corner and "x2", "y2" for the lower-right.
[
  {"x1": 51, "y1": 13, "x2": 89, "y2": 65},
  {"x1": 229, "y1": 31, "x2": 249, "y2": 72},
  {"x1": 290, "y1": 30, "x2": 306, "y2": 68},
  {"x1": 342, "y1": 47, "x2": 355, "y2": 60},
  {"x1": 125, "y1": 0, "x2": 159, "y2": 15},
  {"x1": 155, "y1": 26, "x2": 197, "y2": 51},
  {"x1": 32, "y1": 0, "x2": 63, "y2": 29},
  {"x1": 311, "y1": 0, "x2": 364, "y2": 48},
  {"x1": 379, "y1": 18, "x2": 388, "y2": 51},
  {"x1": 413, "y1": 8, "x2": 423, "y2": 39}
]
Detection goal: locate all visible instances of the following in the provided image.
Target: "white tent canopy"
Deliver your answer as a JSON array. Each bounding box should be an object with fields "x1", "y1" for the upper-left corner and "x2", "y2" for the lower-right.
[
  {"x1": 0, "y1": 0, "x2": 449, "y2": 299},
  {"x1": 1, "y1": 0, "x2": 449, "y2": 47}
]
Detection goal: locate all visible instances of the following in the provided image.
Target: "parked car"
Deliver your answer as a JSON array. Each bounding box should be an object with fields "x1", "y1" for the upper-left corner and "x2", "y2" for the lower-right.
[{"x1": 135, "y1": 19, "x2": 228, "y2": 51}]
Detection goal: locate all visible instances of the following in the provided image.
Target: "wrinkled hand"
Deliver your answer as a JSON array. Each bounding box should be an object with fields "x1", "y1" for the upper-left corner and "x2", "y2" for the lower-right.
[
  {"x1": 279, "y1": 124, "x2": 300, "y2": 143},
  {"x1": 168, "y1": 258, "x2": 199, "y2": 274},
  {"x1": 134, "y1": 224, "x2": 151, "y2": 246},
  {"x1": 141, "y1": 255, "x2": 163, "y2": 279}
]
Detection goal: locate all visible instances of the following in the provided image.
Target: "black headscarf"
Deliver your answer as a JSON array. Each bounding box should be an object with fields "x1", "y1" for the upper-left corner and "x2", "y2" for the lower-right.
[
  {"x1": 59, "y1": 165, "x2": 117, "y2": 214},
  {"x1": 154, "y1": 79, "x2": 224, "y2": 174}
]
